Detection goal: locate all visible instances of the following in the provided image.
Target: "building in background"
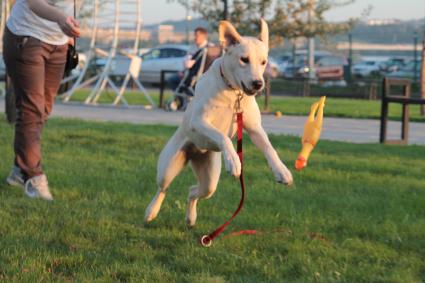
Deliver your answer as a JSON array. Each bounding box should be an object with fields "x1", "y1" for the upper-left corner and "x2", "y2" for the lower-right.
[{"x1": 157, "y1": 25, "x2": 186, "y2": 44}]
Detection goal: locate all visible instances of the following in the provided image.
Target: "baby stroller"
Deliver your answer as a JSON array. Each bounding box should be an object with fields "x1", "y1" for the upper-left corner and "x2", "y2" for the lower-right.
[{"x1": 166, "y1": 46, "x2": 222, "y2": 111}]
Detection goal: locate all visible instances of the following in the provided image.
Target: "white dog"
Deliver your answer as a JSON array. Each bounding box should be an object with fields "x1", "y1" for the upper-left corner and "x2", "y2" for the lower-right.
[{"x1": 145, "y1": 19, "x2": 293, "y2": 227}]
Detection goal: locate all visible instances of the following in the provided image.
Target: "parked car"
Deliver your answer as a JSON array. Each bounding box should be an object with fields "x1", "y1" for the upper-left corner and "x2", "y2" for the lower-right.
[
  {"x1": 279, "y1": 62, "x2": 299, "y2": 78},
  {"x1": 280, "y1": 56, "x2": 311, "y2": 78},
  {"x1": 279, "y1": 50, "x2": 332, "y2": 78},
  {"x1": 276, "y1": 54, "x2": 292, "y2": 64},
  {"x1": 139, "y1": 44, "x2": 190, "y2": 84},
  {"x1": 276, "y1": 53, "x2": 292, "y2": 75},
  {"x1": 88, "y1": 55, "x2": 131, "y2": 77},
  {"x1": 265, "y1": 56, "x2": 280, "y2": 78},
  {"x1": 380, "y1": 57, "x2": 409, "y2": 74},
  {"x1": 280, "y1": 54, "x2": 346, "y2": 81},
  {"x1": 315, "y1": 55, "x2": 347, "y2": 81},
  {"x1": 386, "y1": 60, "x2": 422, "y2": 80},
  {"x1": 352, "y1": 60, "x2": 382, "y2": 77}
]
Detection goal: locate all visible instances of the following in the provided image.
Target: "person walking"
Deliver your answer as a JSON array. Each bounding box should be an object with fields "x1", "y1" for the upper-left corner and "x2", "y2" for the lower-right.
[{"x1": 3, "y1": 0, "x2": 80, "y2": 200}]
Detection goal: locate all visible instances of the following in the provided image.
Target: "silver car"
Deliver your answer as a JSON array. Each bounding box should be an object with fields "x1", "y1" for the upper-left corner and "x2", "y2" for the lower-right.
[{"x1": 139, "y1": 45, "x2": 190, "y2": 84}]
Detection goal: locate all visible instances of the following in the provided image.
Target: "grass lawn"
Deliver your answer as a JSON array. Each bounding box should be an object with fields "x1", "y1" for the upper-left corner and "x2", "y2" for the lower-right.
[
  {"x1": 256, "y1": 96, "x2": 425, "y2": 122},
  {"x1": 62, "y1": 89, "x2": 425, "y2": 122},
  {"x1": 60, "y1": 89, "x2": 174, "y2": 108},
  {"x1": 1, "y1": 116, "x2": 424, "y2": 282}
]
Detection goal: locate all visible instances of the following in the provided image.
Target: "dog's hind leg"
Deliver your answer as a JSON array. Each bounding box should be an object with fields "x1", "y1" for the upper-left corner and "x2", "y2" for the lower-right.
[
  {"x1": 144, "y1": 132, "x2": 188, "y2": 223},
  {"x1": 186, "y1": 151, "x2": 221, "y2": 227}
]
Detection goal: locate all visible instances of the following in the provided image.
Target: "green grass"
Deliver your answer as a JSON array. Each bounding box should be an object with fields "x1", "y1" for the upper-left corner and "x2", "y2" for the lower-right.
[
  {"x1": 269, "y1": 78, "x2": 423, "y2": 100},
  {"x1": 1, "y1": 116, "x2": 424, "y2": 282},
  {"x1": 256, "y1": 96, "x2": 425, "y2": 122},
  {"x1": 60, "y1": 89, "x2": 174, "y2": 107},
  {"x1": 62, "y1": 89, "x2": 425, "y2": 122}
]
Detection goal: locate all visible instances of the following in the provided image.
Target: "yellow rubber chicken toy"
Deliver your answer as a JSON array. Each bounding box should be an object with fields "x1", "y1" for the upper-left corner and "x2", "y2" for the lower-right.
[{"x1": 295, "y1": 96, "x2": 326, "y2": 171}]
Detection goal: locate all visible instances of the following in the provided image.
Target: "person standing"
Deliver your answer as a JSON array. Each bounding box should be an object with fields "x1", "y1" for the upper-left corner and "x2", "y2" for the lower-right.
[{"x1": 3, "y1": 0, "x2": 80, "y2": 200}]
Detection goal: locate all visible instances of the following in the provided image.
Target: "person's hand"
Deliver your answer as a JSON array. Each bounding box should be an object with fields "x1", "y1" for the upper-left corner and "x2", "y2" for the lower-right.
[
  {"x1": 185, "y1": 59, "x2": 196, "y2": 69},
  {"x1": 58, "y1": 15, "x2": 80, "y2": 38},
  {"x1": 183, "y1": 55, "x2": 195, "y2": 69}
]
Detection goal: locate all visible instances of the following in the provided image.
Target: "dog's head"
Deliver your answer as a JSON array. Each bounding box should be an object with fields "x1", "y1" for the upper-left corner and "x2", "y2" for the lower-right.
[{"x1": 219, "y1": 19, "x2": 269, "y2": 95}]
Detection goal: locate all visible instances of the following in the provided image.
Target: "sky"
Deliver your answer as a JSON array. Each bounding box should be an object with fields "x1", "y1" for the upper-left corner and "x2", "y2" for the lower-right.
[{"x1": 141, "y1": 0, "x2": 425, "y2": 25}]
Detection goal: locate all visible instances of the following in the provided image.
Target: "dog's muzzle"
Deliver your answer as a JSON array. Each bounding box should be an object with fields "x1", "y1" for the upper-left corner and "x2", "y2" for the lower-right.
[
  {"x1": 242, "y1": 81, "x2": 263, "y2": 96},
  {"x1": 252, "y1": 80, "x2": 263, "y2": 91}
]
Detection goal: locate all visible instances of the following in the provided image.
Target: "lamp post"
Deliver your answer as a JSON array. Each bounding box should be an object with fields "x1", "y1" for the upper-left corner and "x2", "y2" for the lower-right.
[
  {"x1": 185, "y1": 14, "x2": 192, "y2": 45},
  {"x1": 347, "y1": 32, "x2": 353, "y2": 81},
  {"x1": 307, "y1": 0, "x2": 316, "y2": 81},
  {"x1": 184, "y1": 0, "x2": 190, "y2": 45},
  {"x1": 414, "y1": 32, "x2": 418, "y2": 83},
  {"x1": 421, "y1": 38, "x2": 425, "y2": 116},
  {"x1": 221, "y1": 0, "x2": 228, "y2": 20}
]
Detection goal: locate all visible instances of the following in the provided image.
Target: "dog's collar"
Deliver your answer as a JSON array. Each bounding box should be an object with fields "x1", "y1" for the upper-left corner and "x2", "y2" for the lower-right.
[
  {"x1": 220, "y1": 64, "x2": 237, "y2": 90},
  {"x1": 219, "y1": 64, "x2": 244, "y2": 113}
]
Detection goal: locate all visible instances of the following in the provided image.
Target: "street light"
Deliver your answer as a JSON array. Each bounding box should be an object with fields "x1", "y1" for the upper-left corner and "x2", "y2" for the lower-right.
[
  {"x1": 347, "y1": 32, "x2": 353, "y2": 81},
  {"x1": 186, "y1": 14, "x2": 192, "y2": 45},
  {"x1": 185, "y1": 0, "x2": 192, "y2": 45},
  {"x1": 414, "y1": 31, "x2": 418, "y2": 83},
  {"x1": 221, "y1": 0, "x2": 228, "y2": 20},
  {"x1": 307, "y1": 0, "x2": 316, "y2": 81}
]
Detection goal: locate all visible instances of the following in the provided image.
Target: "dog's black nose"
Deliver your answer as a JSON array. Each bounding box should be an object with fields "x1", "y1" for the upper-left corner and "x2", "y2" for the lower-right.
[{"x1": 252, "y1": 80, "x2": 263, "y2": 90}]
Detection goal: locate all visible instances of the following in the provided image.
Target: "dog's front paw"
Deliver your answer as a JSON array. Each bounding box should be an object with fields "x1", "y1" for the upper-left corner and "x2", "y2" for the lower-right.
[
  {"x1": 223, "y1": 149, "x2": 241, "y2": 178},
  {"x1": 273, "y1": 163, "x2": 293, "y2": 186}
]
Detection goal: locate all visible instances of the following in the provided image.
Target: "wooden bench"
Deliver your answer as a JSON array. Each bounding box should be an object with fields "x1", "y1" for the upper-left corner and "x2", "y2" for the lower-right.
[{"x1": 380, "y1": 78, "x2": 425, "y2": 144}]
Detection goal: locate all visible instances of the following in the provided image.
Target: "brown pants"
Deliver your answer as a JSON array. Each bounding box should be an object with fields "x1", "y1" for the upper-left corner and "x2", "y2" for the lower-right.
[{"x1": 3, "y1": 27, "x2": 67, "y2": 180}]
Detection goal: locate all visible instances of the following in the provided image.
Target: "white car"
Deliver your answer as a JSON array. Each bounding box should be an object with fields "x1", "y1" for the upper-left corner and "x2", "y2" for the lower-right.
[
  {"x1": 139, "y1": 45, "x2": 190, "y2": 84},
  {"x1": 352, "y1": 61, "x2": 381, "y2": 77}
]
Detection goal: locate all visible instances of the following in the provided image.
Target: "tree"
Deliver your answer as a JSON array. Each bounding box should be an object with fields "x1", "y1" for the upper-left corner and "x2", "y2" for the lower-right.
[{"x1": 173, "y1": 0, "x2": 361, "y2": 47}]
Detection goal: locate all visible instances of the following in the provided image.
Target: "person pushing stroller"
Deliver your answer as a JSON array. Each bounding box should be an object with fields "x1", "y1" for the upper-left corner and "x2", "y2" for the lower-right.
[{"x1": 166, "y1": 27, "x2": 215, "y2": 111}]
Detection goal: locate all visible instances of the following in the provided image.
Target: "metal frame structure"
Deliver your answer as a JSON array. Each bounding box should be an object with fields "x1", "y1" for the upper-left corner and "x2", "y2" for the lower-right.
[
  {"x1": 61, "y1": 0, "x2": 100, "y2": 101},
  {"x1": 62, "y1": 0, "x2": 153, "y2": 107}
]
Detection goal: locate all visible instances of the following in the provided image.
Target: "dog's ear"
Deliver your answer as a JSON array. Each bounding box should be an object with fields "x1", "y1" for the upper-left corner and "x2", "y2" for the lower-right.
[
  {"x1": 219, "y1": 21, "x2": 242, "y2": 49},
  {"x1": 259, "y1": 18, "x2": 269, "y2": 49}
]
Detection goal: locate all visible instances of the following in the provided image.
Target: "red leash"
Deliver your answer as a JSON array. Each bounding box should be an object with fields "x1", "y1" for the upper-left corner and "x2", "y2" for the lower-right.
[
  {"x1": 199, "y1": 111, "x2": 295, "y2": 247},
  {"x1": 200, "y1": 112, "x2": 246, "y2": 247}
]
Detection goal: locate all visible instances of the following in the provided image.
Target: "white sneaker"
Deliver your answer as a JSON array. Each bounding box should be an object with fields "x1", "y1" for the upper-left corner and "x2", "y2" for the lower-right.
[
  {"x1": 6, "y1": 165, "x2": 25, "y2": 187},
  {"x1": 24, "y1": 174, "x2": 53, "y2": 201}
]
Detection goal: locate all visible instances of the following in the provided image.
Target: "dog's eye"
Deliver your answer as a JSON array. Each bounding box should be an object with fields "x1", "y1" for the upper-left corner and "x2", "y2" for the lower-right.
[
  {"x1": 240, "y1": 57, "x2": 249, "y2": 64},
  {"x1": 261, "y1": 60, "x2": 267, "y2": 65}
]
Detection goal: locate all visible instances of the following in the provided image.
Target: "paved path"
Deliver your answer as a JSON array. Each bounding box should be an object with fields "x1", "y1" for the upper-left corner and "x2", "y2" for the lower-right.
[{"x1": 1, "y1": 99, "x2": 425, "y2": 144}]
